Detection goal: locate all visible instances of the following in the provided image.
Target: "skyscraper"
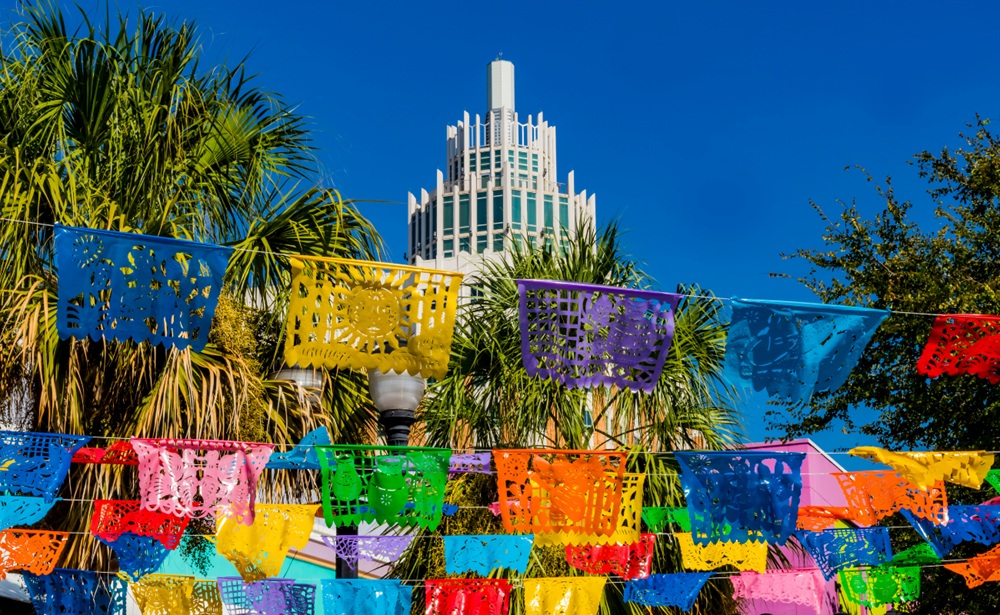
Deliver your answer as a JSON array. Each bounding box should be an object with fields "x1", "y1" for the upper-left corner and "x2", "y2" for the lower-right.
[{"x1": 407, "y1": 59, "x2": 596, "y2": 277}]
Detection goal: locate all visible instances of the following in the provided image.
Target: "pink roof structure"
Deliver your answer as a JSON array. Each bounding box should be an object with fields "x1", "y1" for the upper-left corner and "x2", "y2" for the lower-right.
[{"x1": 738, "y1": 439, "x2": 857, "y2": 615}]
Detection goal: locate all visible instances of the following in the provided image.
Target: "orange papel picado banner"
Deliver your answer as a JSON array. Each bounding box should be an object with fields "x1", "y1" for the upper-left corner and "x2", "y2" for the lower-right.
[{"x1": 494, "y1": 449, "x2": 627, "y2": 546}]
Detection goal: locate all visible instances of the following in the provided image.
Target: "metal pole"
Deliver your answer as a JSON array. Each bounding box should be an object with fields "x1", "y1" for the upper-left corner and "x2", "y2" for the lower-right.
[
  {"x1": 380, "y1": 408, "x2": 416, "y2": 447},
  {"x1": 334, "y1": 523, "x2": 358, "y2": 579}
]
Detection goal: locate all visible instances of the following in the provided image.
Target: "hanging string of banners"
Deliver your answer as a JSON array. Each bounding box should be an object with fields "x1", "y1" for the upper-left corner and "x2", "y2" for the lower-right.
[{"x1": 2, "y1": 222, "x2": 1000, "y2": 613}]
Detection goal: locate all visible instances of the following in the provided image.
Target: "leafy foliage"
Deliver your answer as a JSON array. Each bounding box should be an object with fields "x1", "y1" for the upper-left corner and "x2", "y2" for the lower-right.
[
  {"x1": 781, "y1": 117, "x2": 1000, "y2": 613},
  {"x1": 0, "y1": 2, "x2": 382, "y2": 569}
]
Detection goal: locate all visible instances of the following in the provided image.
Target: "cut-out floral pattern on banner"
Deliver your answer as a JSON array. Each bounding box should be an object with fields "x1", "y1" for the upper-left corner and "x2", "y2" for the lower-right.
[
  {"x1": 90, "y1": 503, "x2": 185, "y2": 580},
  {"x1": 533, "y1": 471, "x2": 645, "y2": 547},
  {"x1": 0, "y1": 529, "x2": 69, "y2": 579},
  {"x1": 97, "y1": 532, "x2": 171, "y2": 581},
  {"x1": 986, "y1": 469, "x2": 1000, "y2": 493},
  {"x1": 0, "y1": 431, "x2": 90, "y2": 501},
  {"x1": 266, "y1": 428, "x2": 331, "y2": 470},
  {"x1": 724, "y1": 299, "x2": 888, "y2": 403},
  {"x1": 425, "y1": 578, "x2": 513, "y2": 615},
  {"x1": 565, "y1": 533, "x2": 655, "y2": 580},
  {"x1": 517, "y1": 279, "x2": 681, "y2": 393},
  {"x1": 321, "y1": 579, "x2": 412, "y2": 615},
  {"x1": 315, "y1": 445, "x2": 451, "y2": 530},
  {"x1": 130, "y1": 574, "x2": 196, "y2": 615},
  {"x1": 54, "y1": 224, "x2": 232, "y2": 351},
  {"x1": 796, "y1": 528, "x2": 894, "y2": 580},
  {"x1": 321, "y1": 535, "x2": 416, "y2": 571},
  {"x1": 72, "y1": 441, "x2": 138, "y2": 465},
  {"x1": 796, "y1": 506, "x2": 850, "y2": 531},
  {"x1": 642, "y1": 506, "x2": 691, "y2": 532},
  {"x1": 944, "y1": 543, "x2": 1000, "y2": 588},
  {"x1": 917, "y1": 314, "x2": 1000, "y2": 384},
  {"x1": 494, "y1": 449, "x2": 627, "y2": 545},
  {"x1": 132, "y1": 439, "x2": 273, "y2": 524},
  {"x1": 675, "y1": 533, "x2": 769, "y2": 572},
  {"x1": 23, "y1": 569, "x2": 128, "y2": 615},
  {"x1": 0, "y1": 496, "x2": 58, "y2": 531},
  {"x1": 730, "y1": 569, "x2": 828, "y2": 615},
  {"x1": 840, "y1": 564, "x2": 922, "y2": 606},
  {"x1": 901, "y1": 505, "x2": 1000, "y2": 558},
  {"x1": 522, "y1": 577, "x2": 606, "y2": 615},
  {"x1": 623, "y1": 573, "x2": 713, "y2": 610},
  {"x1": 448, "y1": 452, "x2": 492, "y2": 474},
  {"x1": 848, "y1": 447, "x2": 994, "y2": 490},
  {"x1": 285, "y1": 256, "x2": 462, "y2": 379},
  {"x1": 840, "y1": 540, "x2": 937, "y2": 602},
  {"x1": 215, "y1": 504, "x2": 319, "y2": 582},
  {"x1": 676, "y1": 451, "x2": 804, "y2": 545},
  {"x1": 608, "y1": 472, "x2": 646, "y2": 544},
  {"x1": 90, "y1": 500, "x2": 189, "y2": 549},
  {"x1": 191, "y1": 580, "x2": 223, "y2": 615},
  {"x1": 217, "y1": 577, "x2": 315, "y2": 615},
  {"x1": 835, "y1": 471, "x2": 948, "y2": 525},
  {"x1": 443, "y1": 535, "x2": 534, "y2": 575}
]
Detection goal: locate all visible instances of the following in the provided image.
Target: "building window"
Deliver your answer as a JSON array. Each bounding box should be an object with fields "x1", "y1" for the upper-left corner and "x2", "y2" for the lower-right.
[
  {"x1": 517, "y1": 192, "x2": 537, "y2": 233},
  {"x1": 459, "y1": 195, "x2": 470, "y2": 233},
  {"x1": 494, "y1": 149, "x2": 501, "y2": 168},
  {"x1": 443, "y1": 239, "x2": 454, "y2": 258},
  {"x1": 493, "y1": 191, "x2": 504, "y2": 230},
  {"x1": 459, "y1": 236, "x2": 471, "y2": 253},
  {"x1": 559, "y1": 199, "x2": 569, "y2": 236},
  {"x1": 477, "y1": 193, "x2": 488, "y2": 232},
  {"x1": 477, "y1": 235, "x2": 488, "y2": 253},
  {"x1": 468, "y1": 153, "x2": 476, "y2": 172},
  {"x1": 416, "y1": 207, "x2": 431, "y2": 258},
  {"x1": 493, "y1": 236, "x2": 504, "y2": 251},
  {"x1": 510, "y1": 190, "x2": 521, "y2": 230},
  {"x1": 409, "y1": 214, "x2": 417, "y2": 256},
  {"x1": 527, "y1": 192, "x2": 537, "y2": 234},
  {"x1": 443, "y1": 195, "x2": 454, "y2": 236},
  {"x1": 531, "y1": 153, "x2": 538, "y2": 173},
  {"x1": 544, "y1": 197, "x2": 554, "y2": 230},
  {"x1": 518, "y1": 151, "x2": 528, "y2": 171},
  {"x1": 430, "y1": 202, "x2": 437, "y2": 239}
]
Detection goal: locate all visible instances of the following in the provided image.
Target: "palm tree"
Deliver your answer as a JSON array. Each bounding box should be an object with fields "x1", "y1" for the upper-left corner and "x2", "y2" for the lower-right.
[
  {"x1": 396, "y1": 221, "x2": 743, "y2": 614},
  {"x1": 0, "y1": 3, "x2": 382, "y2": 568}
]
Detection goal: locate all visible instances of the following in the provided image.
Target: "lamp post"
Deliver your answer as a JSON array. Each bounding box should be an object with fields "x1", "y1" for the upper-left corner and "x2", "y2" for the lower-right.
[
  {"x1": 272, "y1": 364, "x2": 324, "y2": 408},
  {"x1": 368, "y1": 368, "x2": 426, "y2": 447}
]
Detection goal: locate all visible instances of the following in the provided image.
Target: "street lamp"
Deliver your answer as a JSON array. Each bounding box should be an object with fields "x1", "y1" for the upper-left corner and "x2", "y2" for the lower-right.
[
  {"x1": 272, "y1": 364, "x2": 323, "y2": 407},
  {"x1": 368, "y1": 368, "x2": 425, "y2": 447}
]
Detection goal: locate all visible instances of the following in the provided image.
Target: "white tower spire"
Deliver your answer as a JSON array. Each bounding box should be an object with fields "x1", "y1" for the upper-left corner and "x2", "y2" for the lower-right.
[
  {"x1": 406, "y1": 59, "x2": 596, "y2": 296},
  {"x1": 486, "y1": 59, "x2": 515, "y2": 111}
]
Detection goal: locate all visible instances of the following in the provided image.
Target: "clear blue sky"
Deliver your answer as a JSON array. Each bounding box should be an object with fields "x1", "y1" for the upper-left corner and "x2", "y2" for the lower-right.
[{"x1": 41, "y1": 1, "x2": 1000, "y2": 455}]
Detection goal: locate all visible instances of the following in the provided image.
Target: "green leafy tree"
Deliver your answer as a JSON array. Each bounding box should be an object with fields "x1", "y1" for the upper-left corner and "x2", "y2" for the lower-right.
[
  {"x1": 394, "y1": 221, "x2": 744, "y2": 614},
  {"x1": 0, "y1": 2, "x2": 382, "y2": 571},
  {"x1": 779, "y1": 117, "x2": 1000, "y2": 613}
]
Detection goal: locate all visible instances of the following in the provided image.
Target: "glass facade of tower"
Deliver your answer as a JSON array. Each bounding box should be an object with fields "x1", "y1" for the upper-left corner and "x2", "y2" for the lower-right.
[{"x1": 407, "y1": 61, "x2": 596, "y2": 277}]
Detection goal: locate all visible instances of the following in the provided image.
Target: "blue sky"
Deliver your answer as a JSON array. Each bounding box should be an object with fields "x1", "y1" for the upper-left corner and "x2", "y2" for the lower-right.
[{"x1": 40, "y1": 1, "x2": 1000, "y2": 455}]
